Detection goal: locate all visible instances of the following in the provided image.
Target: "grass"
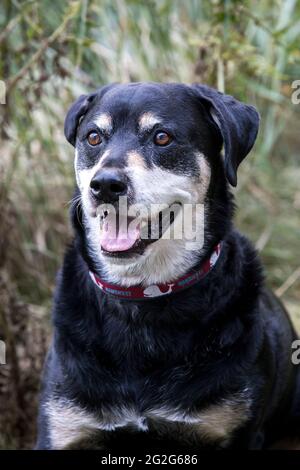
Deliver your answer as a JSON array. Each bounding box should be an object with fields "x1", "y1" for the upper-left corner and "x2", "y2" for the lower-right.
[{"x1": 0, "y1": 0, "x2": 299, "y2": 449}]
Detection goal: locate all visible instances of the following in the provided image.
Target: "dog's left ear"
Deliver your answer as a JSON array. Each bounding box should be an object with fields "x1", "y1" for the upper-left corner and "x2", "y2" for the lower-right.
[{"x1": 192, "y1": 84, "x2": 260, "y2": 186}]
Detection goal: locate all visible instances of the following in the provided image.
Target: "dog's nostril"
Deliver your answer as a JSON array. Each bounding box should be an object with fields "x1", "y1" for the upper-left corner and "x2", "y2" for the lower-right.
[
  {"x1": 110, "y1": 182, "x2": 126, "y2": 194},
  {"x1": 90, "y1": 179, "x2": 101, "y2": 193}
]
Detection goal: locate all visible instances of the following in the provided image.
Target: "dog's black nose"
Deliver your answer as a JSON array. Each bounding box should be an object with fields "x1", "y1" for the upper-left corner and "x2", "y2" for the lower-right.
[{"x1": 90, "y1": 170, "x2": 128, "y2": 202}]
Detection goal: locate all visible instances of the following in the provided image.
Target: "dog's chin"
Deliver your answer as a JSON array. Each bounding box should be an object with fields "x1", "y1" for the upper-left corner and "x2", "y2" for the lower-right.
[
  {"x1": 87, "y1": 229, "x2": 204, "y2": 287},
  {"x1": 98, "y1": 240, "x2": 194, "y2": 285},
  {"x1": 83, "y1": 201, "x2": 205, "y2": 287}
]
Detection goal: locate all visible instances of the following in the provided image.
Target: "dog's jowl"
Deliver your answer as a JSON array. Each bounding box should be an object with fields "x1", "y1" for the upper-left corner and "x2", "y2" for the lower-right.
[{"x1": 36, "y1": 83, "x2": 300, "y2": 450}]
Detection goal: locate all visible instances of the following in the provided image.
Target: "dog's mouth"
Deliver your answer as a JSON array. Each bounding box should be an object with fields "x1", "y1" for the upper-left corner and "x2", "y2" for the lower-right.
[{"x1": 98, "y1": 203, "x2": 182, "y2": 257}]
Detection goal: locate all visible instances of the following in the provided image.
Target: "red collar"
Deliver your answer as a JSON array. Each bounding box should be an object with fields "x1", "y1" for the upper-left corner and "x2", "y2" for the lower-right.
[{"x1": 89, "y1": 243, "x2": 222, "y2": 300}]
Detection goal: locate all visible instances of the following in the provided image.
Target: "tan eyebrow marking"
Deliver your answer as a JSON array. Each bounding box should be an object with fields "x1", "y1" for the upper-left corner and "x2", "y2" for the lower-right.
[
  {"x1": 127, "y1": 150, "x2": 146, "y2": 169},
  {"x1": 138, "y1": 112, "x2": 161, "y2": 132},
  {"x1": 93, "y1": 113, "x2": 112, "y2": 132}
]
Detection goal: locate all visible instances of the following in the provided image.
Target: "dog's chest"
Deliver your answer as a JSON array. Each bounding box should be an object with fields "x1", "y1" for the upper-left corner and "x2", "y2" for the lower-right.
[{"x1": 47, "y1": 389, "x2": 252, "y2": 449}]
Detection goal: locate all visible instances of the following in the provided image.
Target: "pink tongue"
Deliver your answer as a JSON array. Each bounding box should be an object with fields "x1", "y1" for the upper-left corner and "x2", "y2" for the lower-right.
[{"x1": 100, "y1": 216, "x2": 140, "y2": 252}]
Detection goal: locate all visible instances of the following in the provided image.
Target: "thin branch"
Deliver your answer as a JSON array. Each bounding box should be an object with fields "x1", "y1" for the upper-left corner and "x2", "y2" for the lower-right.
[
  {"x1": 0, "y1": 14, "x2": 21, "y2": 44},
  {"x1": 255, "y1": 226, "x2": 272, "y2": 252},
  {"x1": 276, "y1": 267, "x2": 300, "y2": 298},
  {"x1": 6, "y1": 2, "x2": 80, "y2": 92}
]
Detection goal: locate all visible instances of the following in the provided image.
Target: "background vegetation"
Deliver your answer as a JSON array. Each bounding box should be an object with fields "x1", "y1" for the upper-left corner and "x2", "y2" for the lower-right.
[{"x1": 0, "y1": 0, "x2": 299, "y2": 449}]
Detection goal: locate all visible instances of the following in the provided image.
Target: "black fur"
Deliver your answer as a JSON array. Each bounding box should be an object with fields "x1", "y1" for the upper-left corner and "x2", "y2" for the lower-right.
[{"x1": 36, "y1": 83, "x2": 300, "y2": 450}]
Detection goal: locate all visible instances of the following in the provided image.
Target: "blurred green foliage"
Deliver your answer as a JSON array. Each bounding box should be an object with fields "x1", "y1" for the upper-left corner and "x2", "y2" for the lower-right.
[{"x1": 0, "y1": 0, "x2": 300, "y2": 448}]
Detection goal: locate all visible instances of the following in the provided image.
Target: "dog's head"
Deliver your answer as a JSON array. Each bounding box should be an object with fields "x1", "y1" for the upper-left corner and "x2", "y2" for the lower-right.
[{"x1": 65, "y1": 83, "x2": 259, "y2": 286}]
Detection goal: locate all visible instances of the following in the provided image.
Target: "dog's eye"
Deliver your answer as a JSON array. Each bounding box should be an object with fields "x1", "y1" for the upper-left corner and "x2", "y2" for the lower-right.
[
  {"x1": 87, "y1": 131, "x2": 102, "y2": 146},
  {"x1": 154, "y1": 131, "x2": 172, "y2": 146}
]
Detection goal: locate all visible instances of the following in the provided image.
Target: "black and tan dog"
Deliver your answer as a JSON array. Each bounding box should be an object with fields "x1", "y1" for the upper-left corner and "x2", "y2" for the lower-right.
[{"x1": 36, "y1": 83, "x2": 300, "y2": 450}]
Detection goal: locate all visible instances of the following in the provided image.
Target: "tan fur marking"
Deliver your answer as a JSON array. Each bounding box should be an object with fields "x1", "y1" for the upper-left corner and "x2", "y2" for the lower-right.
[
  {"x1": 127, "y1": 150, "x2": 146, "y2": 169},
  {"x1": 47, "y1": 400, "x2": 100, "y2": 450},
  {"x1": 196, "y1": 152, "x2": 211, "y2": 203},
  {"x1": 94, "y1": 113, "x2": 112, "y2": 131},
  {"x1": 139, "y1": 112, "x2": 160, "y2": 131},
  {"x1": 194, "y1": 399, "x2": 251, "y2": 444},
  {"x1": 148, "y1": 391, "x2": 252, "y2": 447},
  {"x1": 46, "y1": 390, "x2": 251, "y2": 449}
]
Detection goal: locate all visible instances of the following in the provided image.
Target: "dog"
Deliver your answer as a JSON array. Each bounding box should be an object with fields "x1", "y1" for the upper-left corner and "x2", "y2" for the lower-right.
[{"x1": 36, "y1": 82, "x2": 300, "y2": 450}]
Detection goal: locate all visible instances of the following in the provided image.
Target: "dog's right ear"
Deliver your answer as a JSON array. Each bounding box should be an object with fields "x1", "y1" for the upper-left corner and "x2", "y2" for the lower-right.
[
  {"x1": 64, "y1": 93, "x2": 97, "y2": 146},
  {"x1": 64, "y1": 84, "x2": 117, "y2": 146}
]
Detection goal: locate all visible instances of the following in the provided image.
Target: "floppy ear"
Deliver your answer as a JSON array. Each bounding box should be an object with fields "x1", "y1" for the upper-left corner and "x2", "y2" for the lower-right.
[
  {"x1": 192, "y1": 84, "x2": 260, "y2": 186},
  {"x1": 64, "y1": 84, "x2": 117, "y2": 146},
  {"x1": 64, "y1": 93, "x2": 97, "y2": 146}
]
